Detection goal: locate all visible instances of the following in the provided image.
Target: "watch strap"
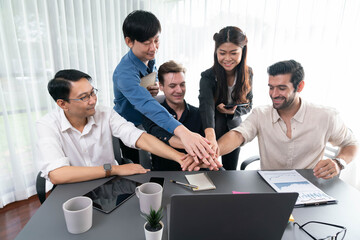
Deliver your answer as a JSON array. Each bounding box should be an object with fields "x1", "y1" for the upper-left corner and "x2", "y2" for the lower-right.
[
  {"x1": 333, "y1": 158, "x2": 346, "y2": 170},
  {"x1": 103, "y1": 164, "x2": 112, "y2": 177}
]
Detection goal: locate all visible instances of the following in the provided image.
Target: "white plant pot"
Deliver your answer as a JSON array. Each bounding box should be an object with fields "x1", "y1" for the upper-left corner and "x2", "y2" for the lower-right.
[{"x1": 144, "y1": 221, "x2": 164, "y2": 240}]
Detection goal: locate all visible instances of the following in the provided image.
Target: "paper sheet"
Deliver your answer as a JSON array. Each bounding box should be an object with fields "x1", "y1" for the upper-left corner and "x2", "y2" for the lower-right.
[{"x1": 258, "y1": 170, "x2": 336, "y2": 206}]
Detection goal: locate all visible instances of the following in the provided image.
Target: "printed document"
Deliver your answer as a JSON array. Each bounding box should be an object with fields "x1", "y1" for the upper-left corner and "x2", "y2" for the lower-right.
[{"x1": 258, "y1": 170, "x2": 337, "y2": 207}]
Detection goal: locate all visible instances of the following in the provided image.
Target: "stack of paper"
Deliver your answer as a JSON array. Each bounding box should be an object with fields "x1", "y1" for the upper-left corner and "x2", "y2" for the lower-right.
[{"x1": 185, "y1": 173, "x2": 216, "y2": 191}]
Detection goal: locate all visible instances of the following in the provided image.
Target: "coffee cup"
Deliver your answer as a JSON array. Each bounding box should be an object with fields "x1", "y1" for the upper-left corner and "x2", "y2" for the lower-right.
[
  {"x1": 135, "y1": 182, "x2": 163, "y2": 214},
  {"x1": 62, "y1": 196, "x2": 93, "y2": 234}
]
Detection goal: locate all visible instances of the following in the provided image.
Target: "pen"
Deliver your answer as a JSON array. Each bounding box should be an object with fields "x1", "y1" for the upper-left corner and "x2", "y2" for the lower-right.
[{"x1": 170, "y1": 180, "x2": 198, "y2": 189}]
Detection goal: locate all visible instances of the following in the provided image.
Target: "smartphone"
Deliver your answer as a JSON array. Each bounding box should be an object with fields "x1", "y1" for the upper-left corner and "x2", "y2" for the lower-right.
[
  {"x1": 224, "y1": 103, "x2": 249, "y2": 109},
  {"x1": 149, "y1": 177, "x2": 164, "y2": 187}
]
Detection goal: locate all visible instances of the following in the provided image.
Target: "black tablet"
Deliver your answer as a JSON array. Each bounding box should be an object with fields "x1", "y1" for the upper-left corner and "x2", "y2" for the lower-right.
[{"x1": 83, "y1": 176, "x2": 142, "y2": 214}]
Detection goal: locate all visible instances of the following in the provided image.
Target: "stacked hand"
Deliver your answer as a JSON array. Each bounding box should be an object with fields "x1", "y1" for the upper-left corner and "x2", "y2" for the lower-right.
[{"x1": 181, "y1": 153, "x2": 222, "y2": 171}]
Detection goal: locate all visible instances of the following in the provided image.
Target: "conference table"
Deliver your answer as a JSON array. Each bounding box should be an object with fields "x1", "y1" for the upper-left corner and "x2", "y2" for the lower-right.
[{"x1": 16, "y1": 170, "x2": 360, "y2": 239}]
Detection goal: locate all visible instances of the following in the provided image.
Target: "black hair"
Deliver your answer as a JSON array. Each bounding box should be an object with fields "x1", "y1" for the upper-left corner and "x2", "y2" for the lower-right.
[
  {"x1": 267, "y1": 60, "x2": 304, "y2": 91},
  {"x1": 122, "y1": 10, "x2": 161, "y2": 42},
  {"x1": 213, "y1": 26, "x2": 251, "y2": 104},
  {"x1": 47, "y1": 69, "x2": 92, "y2": 102}
]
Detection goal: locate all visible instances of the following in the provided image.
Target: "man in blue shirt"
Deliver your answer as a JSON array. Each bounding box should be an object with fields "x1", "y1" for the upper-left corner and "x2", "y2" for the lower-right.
[{"x1": 113, "y1": 10, "x2": 220, "y2": 168}]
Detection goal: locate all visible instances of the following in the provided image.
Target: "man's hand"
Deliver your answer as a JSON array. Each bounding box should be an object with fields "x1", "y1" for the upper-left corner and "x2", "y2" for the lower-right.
[
  {"x1": 147, "y1": 84, "x2": 159, "y2": 97},
  {"x1": 313, "y1": 159, "x2": 340, "y2": 179},
  {"x1": 174, "y1": 125, "x2": 216, "y2": 163},
  {"x1": 181, "y1": 155, "x2": 220, "y2": 172},
  {"x1": 113, "y1": 163, "x2": 149, "y2": 176}
]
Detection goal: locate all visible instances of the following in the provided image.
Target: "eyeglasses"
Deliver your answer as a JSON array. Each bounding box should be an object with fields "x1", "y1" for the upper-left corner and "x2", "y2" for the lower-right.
[
  {"x1": 294, "y1": 221, "x2": 346, "y2": 240},
  {"x1": 65, "y1": 88, "x2": 98, "y2": 102}
]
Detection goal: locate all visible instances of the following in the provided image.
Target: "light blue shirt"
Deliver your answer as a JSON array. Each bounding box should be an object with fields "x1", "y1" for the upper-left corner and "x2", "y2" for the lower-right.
[{"x1": 113, "y1": 49, "x2": 181, "y2": 133}]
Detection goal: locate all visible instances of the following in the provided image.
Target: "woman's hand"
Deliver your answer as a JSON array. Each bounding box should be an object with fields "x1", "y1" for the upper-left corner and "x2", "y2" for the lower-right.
[
  {"x1": 204, "y1": 128, "x2": 220, "y2": 158},
  {"x1": 216, "y1": 103, "x2": 237, "y2": 114}
]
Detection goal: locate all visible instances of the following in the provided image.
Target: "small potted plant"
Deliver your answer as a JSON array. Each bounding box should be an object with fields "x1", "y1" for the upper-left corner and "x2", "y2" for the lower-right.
[{"x1": 142, "y1": 207, "x2": 164, "y2": 240}]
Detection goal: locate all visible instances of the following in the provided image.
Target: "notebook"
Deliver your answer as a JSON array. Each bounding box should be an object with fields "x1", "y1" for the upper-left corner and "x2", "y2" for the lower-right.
[
  {"x1": 140, "y1": 72, "x2": 157, "y2": 88},
  {"x1": 185, "y1": 173, "x2": 216, "y2": 191},
  {"x1": 168, "y1": 193, "x2": 298, "y2": 240}
]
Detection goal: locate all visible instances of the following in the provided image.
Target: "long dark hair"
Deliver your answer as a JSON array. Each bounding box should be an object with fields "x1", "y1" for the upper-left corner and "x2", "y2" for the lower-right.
[{"x1": 213, "y1": 26, "x2": 251, "y2": 104}]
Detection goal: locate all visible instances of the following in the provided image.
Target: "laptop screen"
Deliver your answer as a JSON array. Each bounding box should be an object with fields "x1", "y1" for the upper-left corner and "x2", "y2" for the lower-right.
[{"x1": 168, "y1": 193, "x2": 298, "y2": 240}]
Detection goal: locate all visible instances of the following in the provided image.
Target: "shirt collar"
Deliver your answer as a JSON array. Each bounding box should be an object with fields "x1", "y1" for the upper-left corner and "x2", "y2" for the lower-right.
[
  {"x1": 60, "y1": 109, "x2": 72, "y2": 132},
  {"x1": 271, "y1": 98, "x2": 305, "y2": 123},
  {"x1": 271, "y1": 108, "x2": 281, "y2": 123},
  {"x1": 292, "y1": 98, "x2": 306, "y2": 123},
  {"x1": 83, "y1": 115, "x2": 96, "y2": 135},
  {"x1": 60, "y1": 109, "x2": 97, "y2": 133},
  {"x1": 128, "y1": 49, "x2": 156, "y2": 77},
  {"x1": 162, "y1": 99, "x2": 189, "y2": 120}
]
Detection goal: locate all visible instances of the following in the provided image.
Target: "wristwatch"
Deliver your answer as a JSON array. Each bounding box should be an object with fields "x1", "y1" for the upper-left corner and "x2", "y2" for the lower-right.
[
  {"x1": 103, "y1": 163, "x2": 112, "y2": 177},
  {"x1": 333, "y1": 158, "x2": 347, "y2": 170}
]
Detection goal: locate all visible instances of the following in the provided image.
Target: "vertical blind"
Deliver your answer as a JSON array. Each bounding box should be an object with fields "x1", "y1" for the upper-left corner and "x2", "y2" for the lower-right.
[{"x1": 0, "y1": 0, "x2": 359, "y2": 207}]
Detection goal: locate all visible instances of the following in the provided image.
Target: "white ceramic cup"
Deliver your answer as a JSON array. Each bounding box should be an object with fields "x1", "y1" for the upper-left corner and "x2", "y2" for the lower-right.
[
  {"x1": 135, "y1": 182, "x2": 163, "y2": 214},
  {"x1": 62, "y1": 196, "x2": 93, "y2": 234}
]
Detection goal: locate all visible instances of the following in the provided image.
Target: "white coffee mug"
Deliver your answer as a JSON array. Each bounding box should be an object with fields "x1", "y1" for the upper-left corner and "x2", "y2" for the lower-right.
[
  {"x1": 62, "y1": 196, "x2": 93, "y2": 234},
  {"x1": 135, "y1": 182, "x2": 163, "y2": 214}
]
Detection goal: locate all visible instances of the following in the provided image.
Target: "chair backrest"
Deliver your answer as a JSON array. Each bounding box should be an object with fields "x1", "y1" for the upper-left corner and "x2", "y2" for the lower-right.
[
  {"x1": 35, "y1": 172, "x2": 47, "y2": 204},
  {"x1": 112, "y1": 135, "x2": 123, "y2": 164},
  {"x1": 240, "y1": 155, "x2": 260, "y2": 170}
]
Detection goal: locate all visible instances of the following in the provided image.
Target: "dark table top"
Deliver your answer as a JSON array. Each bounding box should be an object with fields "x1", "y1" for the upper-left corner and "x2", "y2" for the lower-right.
[{"x1": 16, "y1": 170, "x2": 360, "y2": 239}]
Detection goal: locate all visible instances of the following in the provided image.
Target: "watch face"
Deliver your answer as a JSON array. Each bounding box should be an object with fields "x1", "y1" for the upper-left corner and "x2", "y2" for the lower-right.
[{"x1": 104, "y1": 164, "x2": 112, "y2": 171}]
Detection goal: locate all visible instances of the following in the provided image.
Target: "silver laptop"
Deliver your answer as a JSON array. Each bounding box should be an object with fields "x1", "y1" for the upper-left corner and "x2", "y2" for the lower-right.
[{"x1": 168, "y1": 193, "x2": 298, "y2": 240}]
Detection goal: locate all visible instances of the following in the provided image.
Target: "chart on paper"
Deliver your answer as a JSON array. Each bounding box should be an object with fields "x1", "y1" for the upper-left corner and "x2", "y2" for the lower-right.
[{"x1": 258, "y1": 170, "x2": 336, "y2": 206}]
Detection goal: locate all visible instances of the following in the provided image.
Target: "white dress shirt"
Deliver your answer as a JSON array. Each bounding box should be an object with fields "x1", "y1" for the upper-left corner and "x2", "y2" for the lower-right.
[
  {"x1": 233, "y1": 100, "x2": 357, "y2": 170},
  {"x1": 37, "y1": 106, "x2": 144, "y2": 180}
]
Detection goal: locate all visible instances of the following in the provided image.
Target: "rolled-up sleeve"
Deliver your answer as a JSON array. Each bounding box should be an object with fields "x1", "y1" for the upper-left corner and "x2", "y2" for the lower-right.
[
  {"x1": 232, "y1": 108, "x2": 259, "y2": 146},
  {"x1": 37, "y1": 122, "x2": 70, "y2": 180},
  {"x1": 110, "y1": 109, "x2": 145, "y2": 149},
  {"x1": 329, "y1": 110, "x2": 358, "y2": 147}
]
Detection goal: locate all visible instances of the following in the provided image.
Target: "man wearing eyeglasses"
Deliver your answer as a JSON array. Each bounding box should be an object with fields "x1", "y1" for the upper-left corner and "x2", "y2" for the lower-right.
[{"x1": 37, "y1": 69, "x2": 190, "y2": 185}]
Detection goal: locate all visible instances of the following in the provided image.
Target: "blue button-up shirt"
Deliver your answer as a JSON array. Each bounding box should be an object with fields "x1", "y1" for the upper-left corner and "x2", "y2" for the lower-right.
[{"x1": 113, "y1": 49, "x2": 181, "y2": 133}]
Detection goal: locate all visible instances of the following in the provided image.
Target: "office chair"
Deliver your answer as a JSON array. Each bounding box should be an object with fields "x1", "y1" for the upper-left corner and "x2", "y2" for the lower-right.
[
  {"x1": 240, "y1": 155, "x2": 261, "y2": 170},
  {"x1": 240, "y1": 144, "x2": 339, "y2": 170},
  {"x1": 36, "y1": 136, "x2": 132, "y2": 204}
]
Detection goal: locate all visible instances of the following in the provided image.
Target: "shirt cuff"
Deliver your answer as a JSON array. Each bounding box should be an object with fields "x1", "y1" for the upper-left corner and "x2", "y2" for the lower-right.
[
  {"x1": 231, "y1": 127, "x2": 249, "y2": 147},
  {"x1": 40, "y1": 157, "x2": 70, "y2": 181}
]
